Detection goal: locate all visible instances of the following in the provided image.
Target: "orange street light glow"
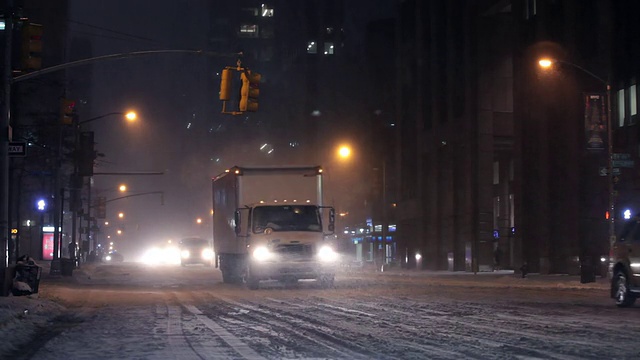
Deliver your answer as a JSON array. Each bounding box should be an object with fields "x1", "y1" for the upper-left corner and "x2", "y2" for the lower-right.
[
  {"x1": 338, "y1": 146, "x2": 351, "y2": 159},
  {"x1": 538, "y1": 59, "x2": 553, "y2": 68}
]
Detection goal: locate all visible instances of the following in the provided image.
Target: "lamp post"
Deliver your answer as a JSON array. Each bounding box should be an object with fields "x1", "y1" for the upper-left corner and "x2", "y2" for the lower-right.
[
  {"x1": 71, "y1": 111, "x2": 137, "y2": 261},
  {"x1": 538, "y1": 58, "x2": 615, "y2": 263}
]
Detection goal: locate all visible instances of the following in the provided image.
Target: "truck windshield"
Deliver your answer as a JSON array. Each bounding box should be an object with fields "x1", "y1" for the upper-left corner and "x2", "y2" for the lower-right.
[{"x1": 252, "y1": 205, "x2": 321, "y2": 233}]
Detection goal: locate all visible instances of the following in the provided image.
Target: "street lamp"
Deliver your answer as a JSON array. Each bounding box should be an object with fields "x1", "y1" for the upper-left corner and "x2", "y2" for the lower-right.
[
  {"x1": 538, "y1": 58, "x2": 615, "y2": 257},
  {"x1": 338, "y1": 145, "x2": 351, "y2": 159}
]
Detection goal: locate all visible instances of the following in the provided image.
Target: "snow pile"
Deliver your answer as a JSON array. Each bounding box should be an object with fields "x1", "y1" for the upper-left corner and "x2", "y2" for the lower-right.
[{"x1": 0, "y1": 294, "x2": 66, "y2": 358}]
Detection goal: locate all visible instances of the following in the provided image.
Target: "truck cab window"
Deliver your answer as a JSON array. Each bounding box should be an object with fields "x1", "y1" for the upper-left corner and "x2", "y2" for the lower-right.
[{"x1": 252, "y1": 205, "x2": 321, "y2": 233}]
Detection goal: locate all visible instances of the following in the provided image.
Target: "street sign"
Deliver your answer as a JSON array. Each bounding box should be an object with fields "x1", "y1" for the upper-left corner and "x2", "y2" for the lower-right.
[
  {"x1": 599, "y1": 167, "x2": 621, "y2": 176},
  {"x1": 612, "y1": 153, "x2": 631, "y2": 160},
  {"x1": 612, "y1": 159, "x2": 634, "y2": 168},
  {"x1": 8, "y1": 142, "x2": 26, "y2": 157}
]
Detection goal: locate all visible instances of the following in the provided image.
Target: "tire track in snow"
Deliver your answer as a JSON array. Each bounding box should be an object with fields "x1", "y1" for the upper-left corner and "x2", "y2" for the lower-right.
[
  {"x1": 261, "y1": 296, "x2": 481, "y2": 359},
  {"x1": 156, "y1": 304, "x2": 208, "y2": 360},
  {"x1": 172, "y1": 291, "x2": 267, "y2": 360},
  {"x1": 349, "y1": 294, "x2": 605, "y2": 360},
  {"x1": 182, "y1": 304, "x2": 267, "y2": 360},
  {"x1": 207, "y1": 292, "x2": 378, "y2": 360}
]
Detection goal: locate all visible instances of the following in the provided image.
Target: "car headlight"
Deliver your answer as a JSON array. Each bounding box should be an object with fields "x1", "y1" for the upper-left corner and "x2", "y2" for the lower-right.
[
  {"x1": 181, "y1": 250, "x2": 190, "y2": 259},
  {"x1": 252, "y1": 246, "x2": 273, "y2": 261},
  {"x1": 105, "y1": 255, "x2": 112, "y2": 261},
  {"x1": 318, "y1": 245, "x2": 338, "y2": 262},
  {"x1": 202, "y1": 248, "x2": 214, "y2": 260}
]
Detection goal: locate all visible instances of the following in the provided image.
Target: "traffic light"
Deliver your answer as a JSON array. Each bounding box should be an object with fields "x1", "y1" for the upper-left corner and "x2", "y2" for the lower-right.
[
  {"x1": 78, "y1": 131, "x2": 96, "y2": 176},
  {"x1": 239, "y1": 70, "x2": 261, "y2": 112},
  {"x1": 20, "y1": 23, "x2": 43, "y2": 71},
  {"x1": 219, "y1": 68, "x2": 232, "y2": 101},
  {"x1": 95, "y1": 196, "x2": 107, "y2": 219},
  {"x1": 60, "y1": 98, "x2": 76, "y2": 125}
]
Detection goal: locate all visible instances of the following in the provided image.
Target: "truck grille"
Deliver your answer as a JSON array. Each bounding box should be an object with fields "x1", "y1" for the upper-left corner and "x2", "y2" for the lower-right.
[{"x1": 273, "y1": 244, "x2": 313, "y2": 260}]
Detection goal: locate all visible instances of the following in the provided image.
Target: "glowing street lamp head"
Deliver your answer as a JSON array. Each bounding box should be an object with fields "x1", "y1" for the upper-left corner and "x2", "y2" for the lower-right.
[
  {"x1": 538, "y1": 58, "x2": 554, "y2": 69},
  {"x1": 118, "y1": 212, "x2": 124, "y2": 219},
  {"x1": 338, "y1": 145, "x2": 351, "y2": 159},
  {"x1": 125, "y1": 111, "x2": 137, "y2": 121},
  {"x1": 119, "y1": 184, "x2": 127, "y2": 192}
]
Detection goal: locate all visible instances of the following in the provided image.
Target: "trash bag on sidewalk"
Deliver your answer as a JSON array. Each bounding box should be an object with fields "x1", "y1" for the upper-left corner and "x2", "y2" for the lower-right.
[{"x1": 12, "y1": 255, "x2": 42, "y2": 296}]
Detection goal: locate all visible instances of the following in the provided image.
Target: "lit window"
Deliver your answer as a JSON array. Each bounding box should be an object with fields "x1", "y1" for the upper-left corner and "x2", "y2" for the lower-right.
[
  {"x1": 261, "y1": 4, "x2": 274, "y2": 17},
  {"x1": 239, "y1": 24, "x2": 259, "y2": 38},
  {"x1": 618, "y1": 89, "x2": 625, "y2": 127},
  {"x1": 240, "y1": 24, "x2": 258, "y2": 33},
  {"x1": 324, "y1": 42, "x2": 334, "y2": 55},
  {"x1": 307, "y1": 41, "x2": 317, "y2": 54}
]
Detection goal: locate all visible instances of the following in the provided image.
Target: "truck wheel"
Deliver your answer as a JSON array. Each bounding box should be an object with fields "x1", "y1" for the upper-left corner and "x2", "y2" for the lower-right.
[
  {"x1": 614, "y1": 272, "x2": 636, "y2": 307},
  {"x1": 242, "y1": 267, "x2": 260, "y2": 290},
  {"x1": 246, "y1": 277, "x2": 259, "y2": 290}
]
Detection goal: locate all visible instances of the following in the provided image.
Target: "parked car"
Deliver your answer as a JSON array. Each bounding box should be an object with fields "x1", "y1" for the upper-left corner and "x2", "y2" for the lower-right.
[
  {"x1": 610, "y1": 215, "x2": 640, "y2": 307},
  {"x1": 179, "y1": 237, "x2": 214, "y2": 266}
]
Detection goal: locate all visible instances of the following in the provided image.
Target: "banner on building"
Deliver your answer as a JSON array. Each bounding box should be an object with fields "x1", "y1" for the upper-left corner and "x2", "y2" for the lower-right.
[{"x1": 585, "y1": 93, "x2": 607, "y2": 151}]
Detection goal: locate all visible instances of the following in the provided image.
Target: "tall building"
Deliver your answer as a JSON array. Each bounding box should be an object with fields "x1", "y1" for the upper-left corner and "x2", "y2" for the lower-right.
[{"x1": 394, "y1": 0, "x2": 640, "y2": 275}]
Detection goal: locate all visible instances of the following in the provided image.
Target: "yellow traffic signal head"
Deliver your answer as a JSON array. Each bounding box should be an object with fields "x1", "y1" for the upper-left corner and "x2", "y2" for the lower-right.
[
  {"x1": 219, "y1": 69, "x2": 233, "y2": 101},
  {"x1": 21, "y1": 23, "x2": 43, "y2": 71},
  {"x1": 239, "y1": 70, "x2": 261, "y2": 112}
]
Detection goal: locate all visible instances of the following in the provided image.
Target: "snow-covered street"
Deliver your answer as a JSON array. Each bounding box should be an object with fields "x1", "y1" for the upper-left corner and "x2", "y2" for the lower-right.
[{"x1": 1, "y1": 262, "x2": 639, "y2": 359}]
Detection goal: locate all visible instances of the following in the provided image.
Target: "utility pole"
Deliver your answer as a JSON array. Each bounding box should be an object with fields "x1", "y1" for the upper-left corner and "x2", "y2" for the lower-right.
[{"x1": 1, "y1": 1, "x2": 14, "y2": 280}]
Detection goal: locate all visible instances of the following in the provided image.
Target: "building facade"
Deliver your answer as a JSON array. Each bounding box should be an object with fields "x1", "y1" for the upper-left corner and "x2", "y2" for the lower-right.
[{"x1": 394, "y1": 0, "x2": 638, "y2": 274}]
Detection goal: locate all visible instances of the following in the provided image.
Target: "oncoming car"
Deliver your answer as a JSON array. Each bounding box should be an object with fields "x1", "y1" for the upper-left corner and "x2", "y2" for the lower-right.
[
  {"x1": 179, "y1": 237, "x2": 214, "y2": 266},
  {"x1": 104, "y1": 251, "x2": 124, "y2": 263}
]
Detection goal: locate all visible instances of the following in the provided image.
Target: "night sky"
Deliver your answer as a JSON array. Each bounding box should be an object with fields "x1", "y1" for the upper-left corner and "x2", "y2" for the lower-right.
[{"x1": 67, "y1": 0, "x2": 394, "y2": 257}]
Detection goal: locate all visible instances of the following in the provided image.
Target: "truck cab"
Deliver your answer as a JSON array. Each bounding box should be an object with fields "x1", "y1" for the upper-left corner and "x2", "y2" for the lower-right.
[{"x1": 235, "y1": 203, "x2": 337, "y2": 289}]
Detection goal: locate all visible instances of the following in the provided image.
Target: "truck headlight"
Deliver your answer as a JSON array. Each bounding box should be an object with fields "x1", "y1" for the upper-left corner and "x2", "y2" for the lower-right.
[
  {"x1": 252, "y1": 246, "x2": 273, "y2": 261},
  {"x1": 181, "y1": 250, "x2": 190, "y2": 259},
  {"x1": 318, "y1": 245, "x2": 338, "y2": 262},
  {"x1": 202, "y1": 248, "x2": 214, "y2": 260}
]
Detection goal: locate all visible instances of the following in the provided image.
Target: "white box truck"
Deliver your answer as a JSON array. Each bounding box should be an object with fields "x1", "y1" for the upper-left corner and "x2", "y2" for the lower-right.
[{"x1": 212, "y1": 166, "x2": 337, "y2": 289}]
